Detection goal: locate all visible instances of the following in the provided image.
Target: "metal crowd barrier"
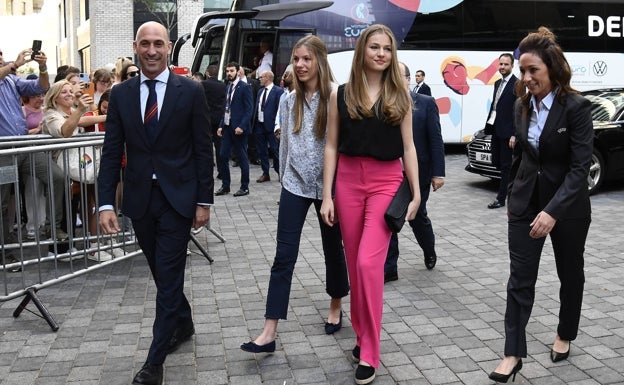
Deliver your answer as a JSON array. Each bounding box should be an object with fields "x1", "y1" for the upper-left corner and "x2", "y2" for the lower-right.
[{"x1": 0, "y1": 134, "x2": 140, "y2": 331}]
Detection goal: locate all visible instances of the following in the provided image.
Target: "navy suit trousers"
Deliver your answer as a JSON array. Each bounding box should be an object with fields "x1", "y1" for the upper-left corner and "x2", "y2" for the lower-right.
[
  {"x1": 219, "y1": 126, "x2": 249, "y2": 190},
  {"x1": 385, "y1": 182, "x2": 435, "y2": 273},
  {"x1": 132, "y1": 184, "x2": 193, "y2": 365}
]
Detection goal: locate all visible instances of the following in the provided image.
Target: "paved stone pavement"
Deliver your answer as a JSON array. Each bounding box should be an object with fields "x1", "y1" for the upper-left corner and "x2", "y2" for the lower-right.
[{"x1": 1, "y1": 150, "x2": 624, "y2": 385}]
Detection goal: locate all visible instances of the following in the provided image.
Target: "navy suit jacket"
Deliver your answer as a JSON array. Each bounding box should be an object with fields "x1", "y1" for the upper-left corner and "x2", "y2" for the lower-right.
[
  {"x1": 509, "y1": 93, "x2": 593, "y2": 220},
  {"x1": 98, "y1": 72, "x2": 214, "y2": 219},
  {"x1": 414, "y1": 82, "x2": 432, "y2": 96},
  {"x1": 411, "y1": 92, "x2": 445, "y2": 184},
  {"x1": 488, "y1": 74, "x2": 518, "y2": 138},
  {"x1": 201, "y1": 78, "x2": 226, "y2": 128},
  {"x1": 220, "y1": 80, "x2": 253, "y2": 133},
  {"x1": 253, "y1": 85, "x2": 284, "y2": 133}
]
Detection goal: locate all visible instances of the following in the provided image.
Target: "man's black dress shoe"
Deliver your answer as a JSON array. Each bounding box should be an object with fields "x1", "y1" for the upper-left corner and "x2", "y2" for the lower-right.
[
  {"x1": 488, "y1": 199, "x2": 505, "y2": 209},
  {"x1": 233, "y1": 188, "x2": 249, "y2": 197},
  {"x1": 215, "y1": 187, "x2": 230, "y2": 196},
  {"x1": 240, "y1": 340, "x2": 276, "y2": 353},
  {"x1": 424, "y1": 254, "x2": 437, "y2": 270},
  {"x1": 488, "y1": 358, "x2": 522, "y2": 383},
  {"x1": 167, "y1": 323, "x2": 195, "y2": 354},
  {"x1": 551, "y1": 346, "x2": 570, "y2": 362},
  {"x1": 132, "y1": 362, "x2": 163, "y2": 385},
  {"x1": 384, "y1": 271, "x2": 398, "y2": 283},
  {"x1": 325, "y1": 310, "x2": 343, "y2": 334}
]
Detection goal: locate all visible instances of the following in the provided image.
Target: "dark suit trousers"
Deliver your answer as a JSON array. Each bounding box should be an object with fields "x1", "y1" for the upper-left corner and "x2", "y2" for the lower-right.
[
  {"x1": 132, "y1": 183, "x2": 193, "y2": 365},
  {"x1": 504, "y1": 214, "x2": 590, "y2": 357},
  {"x1": 491, "y1": 134, "x2": 512, "y2": 203},
  {"x1": 219, "y1": 126, "x2": 249, "y2": 190},
  {"x1": 385, "y1": 183, "x2": 434, "y2": 273},
  {"x1": 265, "y1": 188, "x2": 349, "y2": 319},
  {"x1": 255, "y1": 126, "x2": 279, "y2": 176}
]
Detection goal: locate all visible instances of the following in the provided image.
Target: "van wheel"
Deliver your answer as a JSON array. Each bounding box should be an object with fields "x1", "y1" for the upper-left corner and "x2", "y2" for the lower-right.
[{"x1": 588, "y1": 150, "x2": 604, "y2": 195}]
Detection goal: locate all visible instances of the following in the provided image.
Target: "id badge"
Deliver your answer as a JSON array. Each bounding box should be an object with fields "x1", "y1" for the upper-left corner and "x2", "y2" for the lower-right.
[
  {"x1": 258, "y1": 111, "x2": 264, "y2": 123},
  {"x1": 224, "y1": 111, "x2": 231, "y2": 126}
]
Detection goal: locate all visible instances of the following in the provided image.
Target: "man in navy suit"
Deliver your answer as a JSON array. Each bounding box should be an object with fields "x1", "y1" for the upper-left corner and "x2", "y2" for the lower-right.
[
  {"x1": 413, "y1": 69, "x2": 432, "y2": 96},
  {"x1": 98, "y1": 22, "x2": 213, "y2": 385},
  {"x1": 216, "y1": 62, "x2": 253, "y2": 197},
  {"x1": 486, "y1": 53, "x2": 518, "y2": 209},
  {"x1": 254, "y1": 70, "x2": 284, "y2": 182},
  {"x1": 385, "y1": 62, "x2": 445, "y2": 281}
]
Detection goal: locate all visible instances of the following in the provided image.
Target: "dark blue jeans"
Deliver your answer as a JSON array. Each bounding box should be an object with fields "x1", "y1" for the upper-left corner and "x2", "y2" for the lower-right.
[
  {"x1": 386, "y1": 183, "x2": 435, "y2": 273},
  {"x1": 265, "y1": 188, "x2": 349, "y2": 320}
]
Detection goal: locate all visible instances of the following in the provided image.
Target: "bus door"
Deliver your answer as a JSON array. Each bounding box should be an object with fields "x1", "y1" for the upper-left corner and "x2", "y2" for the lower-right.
[{"x1": 185, "y1": 1, "x2": 333, "y2": 80}]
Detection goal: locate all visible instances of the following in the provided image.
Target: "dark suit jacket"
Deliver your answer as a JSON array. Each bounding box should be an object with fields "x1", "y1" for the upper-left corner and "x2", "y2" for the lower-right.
[
  {"x1": 253, "y1": 85, "x2": 284, "y2": 134},
  {"x1": 414, "y1": 82, "x2": 432, "y2": 96},
  {"x1": 488, "y1": 75, "x2": 518, "y2": 138},
  {"x1": 508, "y1": 93, "x2": 593, "y2": 220},
  {"x1": 98, "y1": 72, "x2": 214, "y2": 220},
  {"x1": 411, "y1": 92, "x2": 445, "y2": 184},
  {"x1": 201, "y1": 78, "x2": 226, "y2": 128},
  {"x1": 220, "y1": 80, "x2": 253, "y2": 133}
]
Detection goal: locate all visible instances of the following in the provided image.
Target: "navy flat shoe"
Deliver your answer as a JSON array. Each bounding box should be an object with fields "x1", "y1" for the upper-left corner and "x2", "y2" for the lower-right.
[
  {"x1": 325, "y1": 310, "x2": 343, "y2": 334},
  {"x1": 240, "y1": 340, "x2": 276, "y2": 353}
]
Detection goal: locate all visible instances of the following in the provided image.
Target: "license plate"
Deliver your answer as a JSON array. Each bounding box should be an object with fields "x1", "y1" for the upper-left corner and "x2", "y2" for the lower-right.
[{"x1": 475, "y1": 151, "x2": 492, "y2": 163}]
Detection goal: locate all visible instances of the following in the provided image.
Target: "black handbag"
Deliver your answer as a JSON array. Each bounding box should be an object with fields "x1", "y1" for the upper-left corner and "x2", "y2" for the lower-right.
[{"x1": 384, "y1": 176, "x2": 412, "y2": 233}]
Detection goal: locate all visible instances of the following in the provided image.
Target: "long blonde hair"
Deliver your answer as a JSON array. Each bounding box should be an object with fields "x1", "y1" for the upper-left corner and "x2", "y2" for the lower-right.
[
  {"x1": 344, "y1": 24, "x2": 410, "y2": 126},
  {"x1": 290, "y1": 35, "x2": 335, "y2": 139}
]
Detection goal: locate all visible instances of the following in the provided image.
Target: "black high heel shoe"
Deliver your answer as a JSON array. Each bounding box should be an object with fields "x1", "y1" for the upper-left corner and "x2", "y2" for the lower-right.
[
  {"x1": 325, "y1": 310, "x2": 342, "y2": 334},
  {"x1": 488, "y1": 359, "x2": 522, "y2": 383},
  {"x1": 551, "y1": 344, "x2": 570, "y2": 362}
]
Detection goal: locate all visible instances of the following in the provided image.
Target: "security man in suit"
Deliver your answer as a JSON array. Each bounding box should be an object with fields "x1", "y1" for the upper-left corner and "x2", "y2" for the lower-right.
[
  {"x1": 486, "y1": 53, "x2": 518, "y2": 209},
  {"x1": 202, "y1": 64, "x2": 227, "y2": 178},
  {"x1": 413, "y1": 70, "x2": 432, "y2": 96},
  {"x1": 385, "y1": 62, "x2": 445, "y2": 281},
  {"x1": 254, "y1": 70, "x2": 284, "y2": 182},
  {"x1": 216, "y1": 61, "x2": 253, "y2": 197},
  {"x1": 98, "y1": 21, "x2": 213, "y2": 385}
]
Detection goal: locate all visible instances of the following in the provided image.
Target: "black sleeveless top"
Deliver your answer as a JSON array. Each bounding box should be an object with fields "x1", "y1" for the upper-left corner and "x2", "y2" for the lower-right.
[{"x1": 337, "y1": 84, "x2": 403, "y2": 160}]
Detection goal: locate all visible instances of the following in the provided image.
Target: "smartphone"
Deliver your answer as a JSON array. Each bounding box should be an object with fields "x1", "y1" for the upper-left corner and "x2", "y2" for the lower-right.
[
  {"x1": 31, "y1": 40, "x2": 42, "y2": 60},
  {"x1": 83, "y1": 82, "x2": 95, "y2": 98},
  {"x1": 79, "y1": 73, "x2": 90, "y2": 83}
]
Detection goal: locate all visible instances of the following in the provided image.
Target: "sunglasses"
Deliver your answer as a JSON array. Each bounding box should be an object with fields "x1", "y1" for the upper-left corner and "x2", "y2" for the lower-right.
[{"x1": 127, "y1": 71, "x2": 140, "y2": 78}]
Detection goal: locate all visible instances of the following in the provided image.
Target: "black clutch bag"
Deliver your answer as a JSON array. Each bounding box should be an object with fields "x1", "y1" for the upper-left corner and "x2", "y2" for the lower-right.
[{"x1": 384, "y1": 176, "x2": 411, "y2": 233}]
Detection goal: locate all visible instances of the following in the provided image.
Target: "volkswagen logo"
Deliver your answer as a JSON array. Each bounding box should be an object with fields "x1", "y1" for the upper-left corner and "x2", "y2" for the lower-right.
[{"x1": 593, "y1": 61, "x2": 607, "y2": 77}]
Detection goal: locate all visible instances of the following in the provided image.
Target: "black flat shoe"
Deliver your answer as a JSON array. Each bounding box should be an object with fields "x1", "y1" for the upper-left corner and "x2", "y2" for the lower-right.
[
  {"x1": 355, "y1": 364, "x2": 375, "y2": 385},
  {"x1": 215, "y1": 187, "x2": 230, "y2": 196},
  {"x1": 551, "y1": 345, "x2": 570, "y2": 362},
  {"x1": 325, "y1": 310, "x2": 342, "y2": 334},
  {"x1": 240, "y1": 340, "x2": 276, "y2": 353},
  {"x1": 488, "y1": 359, "x2": 522, "y2": 383}
]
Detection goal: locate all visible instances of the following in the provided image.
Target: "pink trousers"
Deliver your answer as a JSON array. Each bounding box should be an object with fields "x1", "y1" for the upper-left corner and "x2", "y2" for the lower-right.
[{"x1": 335, "y1": 155, "x2": 403, "y2": 368}]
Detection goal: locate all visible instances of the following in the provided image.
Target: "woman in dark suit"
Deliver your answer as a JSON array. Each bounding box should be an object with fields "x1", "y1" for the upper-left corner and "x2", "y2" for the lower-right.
[{"x1": 490, "y1": 27, "x2": 593, "y2": 383}]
